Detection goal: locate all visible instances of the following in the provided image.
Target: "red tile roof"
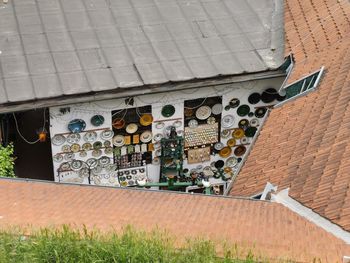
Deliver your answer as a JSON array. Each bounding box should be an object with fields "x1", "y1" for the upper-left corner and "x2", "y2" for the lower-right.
[
  {"x1": 0, "y1": 179, "x2": 350, "y2": 262},
  {"x1": 230, "y1": 0, "x2": 350, "y2": 231}
]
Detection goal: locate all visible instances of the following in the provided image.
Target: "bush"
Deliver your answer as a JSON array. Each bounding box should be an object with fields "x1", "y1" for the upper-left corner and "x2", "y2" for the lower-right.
[
  {"x1": 0, "y1": 143, "x2": 15, "y2": 178},
  {"x1": 0, "y1": 226, "x2": 262, "y2": 263}
]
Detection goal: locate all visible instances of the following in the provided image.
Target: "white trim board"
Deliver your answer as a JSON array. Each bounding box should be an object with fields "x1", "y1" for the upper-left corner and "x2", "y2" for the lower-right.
[{"x1": 272, "y1": 188, "x2": 350, "y2": 244}]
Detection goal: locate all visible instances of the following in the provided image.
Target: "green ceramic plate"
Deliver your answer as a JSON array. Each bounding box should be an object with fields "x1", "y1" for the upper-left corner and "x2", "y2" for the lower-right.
[
  {"x1": 237, "y1": 105, "x2": 250, "y2": 117},
  {"x1": 161, "y1": 104, "x2": 176, "y2": 118}
]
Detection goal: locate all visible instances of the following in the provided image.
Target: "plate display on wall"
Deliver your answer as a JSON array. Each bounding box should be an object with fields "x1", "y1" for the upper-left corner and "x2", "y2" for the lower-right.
[
  {"x1": 226, "y1": 157, "x2": 238, "y2": 167},
  {"x1": 79, "y1": 151, "x2": 87, "y2": 158},
  {"x1": 61, "y1": 145, "x2": 71, "y2": 153},
  {"x1": 71, "y1": 160, "x2": 83, "y2": 171},
  {"x1": 64, "y1": 153, "x2": 75, "y2": 161},
  {"x1": 99, "y1": 156, "x2": 111, "y2": 166},
  {"x1": 140, "y1": 114, "x2": 153, "y2": 126},
  {"x1": 155, "y1": 122, "x2": 165, "y2": 129},
  {"x1": 91, "y1": 115, "x2": 105, "y2": 127},
  {"x1": 207, "y1": 117, "x2": 216, "y2": 125},
  {"x1": 219, "y1": 146, "x2": 232, "y2": 158},
  {"x1": 214, "y1": 142, "x2": 224, "y2": 151},
  {"x1": 232, "y1": 128, "x2": 245, "y2": 139},
  {"x1": 84, "y1": 131, "x2": 97, "y2": 142},
  {"x1": 126, "y1": 123, "x2": 138, "y2": 134},
  {"x1": 112, "y1": 118, "x2": 125, "y2": 129},
  {"x1": 161, "y1": 104, "x2": 176, "y2": 118},
  {"x1": 250, "y1": 118, "x2": 259, "y2": 127},
  {"x1": 52, "y1": 134, "x2": 66, "y2": 146},
  {"x1": 153, "y1": 133, "x2": 163, "y2": 142},
  {"x1": 104, "y1": 141, "x2": 111, "y2": 148},
  {"x1": 70, "y1": 143, "x2": 81, "y2": 153},
  {"x1": 68, "y1": 119, "x2": 86, "y2": 133},
  {"x1": 248, "y1": 93, "x2": 261, "y2": 104},
  {"x1": 195, "y1": 106, "x2": 211, "y2": 120},
  {"x1": 86, "y1": 158, "x2": 98, "y2": 168},
  {"x1": 229, "y1": 98, "x2": 240, "y2": 108},
  {"x1": 93, "y1": 141, "x2": 103, "y2": 150},
  {"x1": 241, "y1": 137, "x2": 249, "y2": 144},
  {"x1": 234, "y1": 145, "x2": 246, "y2": 156},
  {"x1": 238, "y1": 119, "x2": 249, "y2": 129},
  {"x1": 244, "y1": 127, "x2": 257, "y2": 137},
  {"x1": 173, "y1": 120, "x2": 182, "y2": 128},
  {"x1": 59, "y1": 162, "x2": 70, "y2": 171},
  {"x1": 221, "y1": 115, "x2": 234, "y2": 128},
  {"x1": 82, "y1": 143, "x2": 92, "y2": 151},
  {"x1": 67, "y1": 133, "x2": 81, "y2": 144},
  {"x1": 100, "y1": 130, "x2": 114, "y2": 140},
  {"x1": 255, "y1": 108, "x2": 267, "y2": 118},
  {"x1": 140, "y1": 130, "x2": 152, "y2": 143},
  {"x1": 212, "y1": 104, "x2": 223, "y2": 115},
  {"x1": 188, "y1": 119, "x2": 198, "y2": 128},
  {"x1": 79, "y1": 167, "x2": 89, "y2": 178},
  {"x1": 237, "y1": 105, "x2": 250, "y2": 117},
  {"x1": 113, "y1": 135, "x2": 125, "y2": 147},
  {"x1": 105, "y1": 147, "x2": 113, "y2": 155},
  {"x1": 261, "y1": 88, "x2": 277, "y2": 103},
  {"x1": 53, "y1": 153, "x2": 63, "y2": 163},
  {"x1": 184, "y1": 108, "x2": 194, "y2": 117},
  {"x1": 227, "y1": 138, "x2": 236, "y2": 147}
]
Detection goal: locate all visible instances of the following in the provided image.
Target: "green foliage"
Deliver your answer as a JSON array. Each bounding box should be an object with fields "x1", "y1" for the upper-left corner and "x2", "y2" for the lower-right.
[
  {"x1": 0, "y1": 225, "x2": 264, "y2": 263},
  {"x1": 0, "y1": 143, "x2": 15, "y2": 178}
]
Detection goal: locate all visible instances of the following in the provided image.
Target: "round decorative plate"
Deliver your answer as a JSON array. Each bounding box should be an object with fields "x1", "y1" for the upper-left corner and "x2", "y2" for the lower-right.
[
  {"x1": 250, "y1": 118, "x2": 259, "y2": 127},
  {"x1": 82, "y1": 143, "x2": 92, "y2": 151},
  {"x1": 67, "y1": 133, "x2": 81, "y2": 144},
  {"x1": 126, "y1": 123, "x2": 138, "y2": 134},
  {"x1": 79, "y1": 167, "x2": 89, "y2": 178},
  {"x1": 140, "y1": 114, "x2": 153, "y2": 126},
  {"x1": 173, "y1": 120, "x2": 182, "y2": 128},
  {"x1": 207, "y1": 116, "x2": 216, "y2": 125},
  {"x1": 161, "y1": 104, "x2": 176, "y2": 118},
  {"x1": 177, "y1": 130, "x2": 184, "y2": 137},
  {"x1": 188, "y1": 119, "x2": 198, "y2": 128},
  {"x1": 238, "y1": 119, "x2": 249, "y2": 129},
  {"x1": 229, "y1": 98, "x2": 240, "y2": 108},
  {"x1": 261, "y1": 88, "x2": 277, "y2": 103},
  {"x1": 227, "y1": 138, "x2": 236, "y2": 147},
  {"x1": 90, "y1": 115, "x2": 105, "y2": 127},
  {"x1": 237, "y1": 105, "x2": 250, "y2": 117},
  {"x1": 248, "y1": 93, "x2": 261, "y2": 104},
  {"x1": 212, "y1": 104, "x2": 223, "y2": 115},
  {"x1": 214, "y1": 142, "x2": 224, "y2": 151},
  {"x1": 140, "y1": 130, "x2": 152, "y2": 143},
  {"x1": 214, "y1": 160, "x2": 225, "y2": 169},
  {"x1": 222, "y1": 115, "x2": 234, "y2": 128},
  {"x1": 86, "y1": 158, "x2": 98, "y2": 168},
  {"x1": 244, "y1": 127, "x2": 257, "y2": 137},
  {"x1": 184, "y1": 108, "x2": 194, "y2": 117},
  {"x1": 68, "y1": 119, "x2": 86, "y2": 133},
  {"x1": 152, "y1": 157, "x2": 160, "y2": 165},
  {"x1": 155, "y1": 122, "x2": 165, "y2": 129},
  {"x1": 59, "y1": 162, "x2": 70, "y2": 171},
  {"x1": 52, "y1": 134, "x2": 66, "y2": 146},
  {"x1": 155, "y1": 149, "x2": 161, "y2": 157},
  {"x1": 70, "y1": 143, "x2": 81, "y2": 153},
  {"x1": 91, "y1": 150, "x2": 102, "y2": 158},
  {"x1": 240, "y1": 137, "x2": 249, "y2": 144},
  {"x1": 92, "y1": 165, "x2": 102, "y2": 175},
  {"x1": 234, "y1": 145, "x2": 246, "y2": 156},
  {"x1": 100, "y1": 130, "x2": 114, "y2": 140},
  {"x1": 104, "y1": 147, "x2": 113, "y2": 155},
  {"x1": 93, "y1": 141, "x2": 103, "y2": 150},
  {"x1": 71, "y1": 160, "x2": 83, "y2": 171},
  {"x1": 61, "y1": 145, "x2": 71, "y2": 153},
  {"x1": 255, "y1": 108, "x2": 267, "y2": 118},
  {"x1": 232, "y1": 128, "x2": 245, "y2": 139},
  {"x1": 154, "y1": 142, "x2": 161, "y2": 149},
  {"x1": 153, "y1": 133, "x2": 163, "y2": 142},
  {"x1": 64, "y1": 153, "x2": 75, "y2": 161},
  {"x1": 83, "y1": 131, "x2": 97, "y2": 143},
  {"x1": 104, "y1": 141, "x2": 111, "y2": 148},
  {"x1": 195, "y1": 106, "x2": 211, "y2": 120},
  {"x1": 112, "y1": 135, "x2": 125, "y2": 147},
  {"x1": 99, "y1": 156, "x2": 111, "y2": 166},
  {"x1": 79, "y1": 151, "x2": 87, "y2": 158},
  {"x1": 112, "y1": 118, "x2": 125, "y2": 129},
  {"x1": 53, "y1": 153, "x2": 63, "y2": 163},
  {"x1": 221, "y1": 129, "x2": 231, "y2": 139},
  {"x1": 226, "y1": 157, "x2": 238, "y2": 168},
  {"x1": 219, "y1": 146, "x2": 232, "y2": 158}
]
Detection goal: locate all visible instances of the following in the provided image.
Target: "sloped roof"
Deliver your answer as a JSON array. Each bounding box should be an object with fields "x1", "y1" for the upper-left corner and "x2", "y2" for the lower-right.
[
  {"x1": 0, "y1": 179, "x2": 350, "y2": 262},
  {"x1": 230, "y1": 0, "x2": 350, "y2": 230},
  {"x1": 0, "y1": 0, "x2": 284, "y2": 107}
]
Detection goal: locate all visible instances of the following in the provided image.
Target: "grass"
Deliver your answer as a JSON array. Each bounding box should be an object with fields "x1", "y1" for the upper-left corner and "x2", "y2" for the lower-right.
[{"x1": 0, "y1": 225, "x2": 264, "y2": 263}]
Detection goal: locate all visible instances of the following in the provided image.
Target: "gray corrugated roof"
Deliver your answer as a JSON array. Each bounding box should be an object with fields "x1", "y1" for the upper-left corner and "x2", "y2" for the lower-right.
[{"x1": 0, "y1": 0, "x2": 284, "y2": 106}]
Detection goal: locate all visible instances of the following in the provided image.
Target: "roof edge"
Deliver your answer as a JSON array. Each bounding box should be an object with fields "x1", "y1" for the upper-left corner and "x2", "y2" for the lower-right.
[{"x1": 272, "y1": 188, "x2": 350, "y2": 244}]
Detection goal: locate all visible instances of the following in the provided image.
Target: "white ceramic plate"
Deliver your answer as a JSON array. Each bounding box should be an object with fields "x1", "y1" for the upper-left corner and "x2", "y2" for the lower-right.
[
  {"x1": 100, "y1": 129, "x2": 114, "y2": 140},
  {"x1": 52, "y1": 134, "x2": 66, "y2": 146},
  {"x1": 67, "y1": 133, "x2": 81, "y2": 144},
  {"x1": 112, "y1": 135, "x2": 125, "y2": 147},
  {"x1": 195, "y1": 106, "x2": 211, "y2": 120},
  {"x1": 140, "y1": 130, "x2": 152, "y2": 143},
  {"x1": 212, "y1": 104, "x2": 223, "y2": 115},
  {"x1": 222, "y1": 115, "x2": 234, "y2": 128},
  {"x1": 84, "y1": 131, "x2": 97, "y2": 143}
]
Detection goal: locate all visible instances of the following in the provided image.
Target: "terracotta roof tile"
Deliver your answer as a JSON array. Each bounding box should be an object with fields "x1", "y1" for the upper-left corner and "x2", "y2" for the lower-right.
[
  {"x1": 230, "y1": 0, "x2": 350, "y2": 231},
  {"x1": 1, "y1": 179, "x2": 350, "y2": 262}
]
